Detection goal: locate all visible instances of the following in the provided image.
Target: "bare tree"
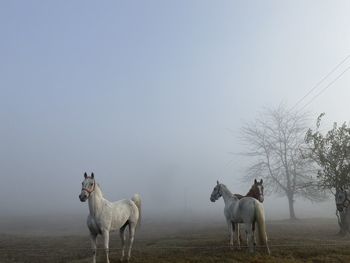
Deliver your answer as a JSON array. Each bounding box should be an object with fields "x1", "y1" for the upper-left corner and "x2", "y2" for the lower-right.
[{"x1": 241, "y1": 105, "x2": 326, "y2": 219}]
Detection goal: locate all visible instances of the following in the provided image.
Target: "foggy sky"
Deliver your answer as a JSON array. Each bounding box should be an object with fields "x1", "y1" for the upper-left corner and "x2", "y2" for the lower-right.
[{"x1": 1, "y1": 1, "x2": 350, "y2": 221}]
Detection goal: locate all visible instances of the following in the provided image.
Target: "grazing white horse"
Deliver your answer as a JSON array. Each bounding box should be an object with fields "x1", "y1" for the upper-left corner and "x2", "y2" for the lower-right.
[
  {"x1": 210, "y1": 181, "x2": 270, "y2": 254},
  {"x1": 79, "y1": 173, "x2": 141, "y2": 262}
]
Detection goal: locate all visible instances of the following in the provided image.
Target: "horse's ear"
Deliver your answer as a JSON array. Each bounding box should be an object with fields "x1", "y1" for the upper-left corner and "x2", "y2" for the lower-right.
[
  {"x1": 91, "y1": 173, "x2": 94, "y2": 179},
  {"x1": 254, "y1": 179, "x2": 257, "y2": 184},
  {"x1": 260, "y1": 179, "x2": 263, "y2": 184},
  {"x1": 217, "y1": 180, "x2": 219, "y2": 185},
  {"x1": 84, "y1": 172, "x2": 87, "y2": 178}
]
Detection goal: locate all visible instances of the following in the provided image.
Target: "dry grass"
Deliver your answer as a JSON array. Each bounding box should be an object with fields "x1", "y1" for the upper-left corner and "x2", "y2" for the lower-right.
[{"x1": 1, "y1": 218, "x2": 350, "y2": 263}]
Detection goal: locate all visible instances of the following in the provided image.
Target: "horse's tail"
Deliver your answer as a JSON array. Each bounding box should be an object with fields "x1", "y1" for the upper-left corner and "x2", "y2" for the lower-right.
[
  {"x1": 255, "y1": 201, "x2": 270, "y2": 254},
  {"x1": 131, "y1": 193, "x2": 142, "y2": 227}
]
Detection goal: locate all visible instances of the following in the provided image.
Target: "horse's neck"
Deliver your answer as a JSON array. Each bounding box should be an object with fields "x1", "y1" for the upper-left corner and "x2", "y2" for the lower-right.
[
  {"x1": 246, "y1": 187, "x2": 256, "y2": 198},
  {"x1": 88, "y1": 185, "x2": 104, "y2": 216},
  {"x1": 221, "y1": 185, "x2": 237, "y2": 204}
]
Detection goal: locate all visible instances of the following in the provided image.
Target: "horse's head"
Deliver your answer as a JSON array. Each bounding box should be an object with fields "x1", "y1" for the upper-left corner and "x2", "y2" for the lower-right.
[
  {"x1": 335, "y1": 188, "x2": 349, "y2": 212},
  {"x1": 210, "y1": 181, "x2": 222, "y2": 202},
  {"x1": 79, "y1": 172, "x2": 96, "y2": 202},
  {"x1": 251, "y1": 179, "x2": 264, "y2": 203}
]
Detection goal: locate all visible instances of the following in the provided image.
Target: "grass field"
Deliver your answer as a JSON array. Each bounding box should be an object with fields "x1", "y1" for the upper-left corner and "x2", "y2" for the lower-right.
[{"x1": 1, "y1": 217, "x2": 350, "y2": 263}]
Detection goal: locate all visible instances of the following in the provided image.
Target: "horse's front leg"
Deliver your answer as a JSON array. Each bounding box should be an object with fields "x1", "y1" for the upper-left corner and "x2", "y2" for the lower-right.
[
  {"x1": 102, "y1": 230, "x2": 110, "y2": 263},
  {"x1": 234, "y1": 223, "x2": 241, "y2": 250},
  {"x1": 90, "y1": 233, "x2": 97, "y2": 263}
]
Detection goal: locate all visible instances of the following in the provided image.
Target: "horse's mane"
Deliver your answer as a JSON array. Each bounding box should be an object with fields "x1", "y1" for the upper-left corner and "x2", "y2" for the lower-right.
[
  {"x1": 219, "y1": 183, "x2": 228, "y2": 192},
  {"x1": 94, "y1": 183, "x2": 104, "y2": 197},
  {"x1": 220, "y1": 184, "x2": 238, "y2": 199}
]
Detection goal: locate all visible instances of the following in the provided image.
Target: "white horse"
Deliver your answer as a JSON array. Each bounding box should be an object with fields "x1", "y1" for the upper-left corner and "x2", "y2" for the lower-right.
[
  {"x1": 79, "y1": 172, "x2": 141, "y2": 262},
  {"x1": 210, "y1": 181, "x2": 270, "y2": 254},
  {"x1": 335, "y1": 188, "x2": 350, "y2": 235}
]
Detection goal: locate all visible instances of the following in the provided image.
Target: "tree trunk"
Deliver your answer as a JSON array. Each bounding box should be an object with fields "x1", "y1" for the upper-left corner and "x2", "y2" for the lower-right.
[
  {"x1": 287, "y1": 193, "x2": 297, "y2": 220},
  {"x1": 337, "y1": 208, "x2": 348, "y2": 236}
]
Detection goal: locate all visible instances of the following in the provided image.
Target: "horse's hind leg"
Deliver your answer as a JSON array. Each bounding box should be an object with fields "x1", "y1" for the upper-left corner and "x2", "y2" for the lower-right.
[
  {"x1": 234, "y1": 223, "x2": 241, "y2": 250},
  {"x1": 102, "y1": 230, "x2": 110, "y2": 263},
  {"x1": 90, "y1": 233, "x2": 97, "y2": 263},
  {"x1": 244, "y1": 223, "x2": 255, "y2": 253},
  {"x1": 127, "y1": 222, "x2": 136, "y2": 262},
  {"x1": 120, "y1": 222, "x2": 128, "y2": 262},
  {"x1": 252, "y1": 221, "x2": 256, "y2": 248},
  {"x1": 226, "y1": 220, "x2": 234, "y2": 249}
]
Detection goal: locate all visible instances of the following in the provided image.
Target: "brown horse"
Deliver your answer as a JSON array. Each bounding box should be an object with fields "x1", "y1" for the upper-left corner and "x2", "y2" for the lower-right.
[{"x1": 234, "y1": 179, "x2": 264, "y2": 203}]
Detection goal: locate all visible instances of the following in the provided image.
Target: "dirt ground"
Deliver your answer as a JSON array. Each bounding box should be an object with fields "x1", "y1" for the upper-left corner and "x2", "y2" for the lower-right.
[{"x1": 1, "y1": 217, "x2": 350, "y2": 263}]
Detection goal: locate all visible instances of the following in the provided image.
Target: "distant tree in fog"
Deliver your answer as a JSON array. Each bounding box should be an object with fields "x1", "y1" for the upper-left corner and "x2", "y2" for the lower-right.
[
  {"x1": 241, "y1": 104, "x2": 326, "y2": 220},
  {"x1": 305, "y1": 113, "x2": 350, "y2": 234}
]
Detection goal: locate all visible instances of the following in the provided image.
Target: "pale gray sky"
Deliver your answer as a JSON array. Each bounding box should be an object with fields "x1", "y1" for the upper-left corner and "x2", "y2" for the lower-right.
[{"x1": 0, "y1": 0, "x2": 350, "y2": 219}]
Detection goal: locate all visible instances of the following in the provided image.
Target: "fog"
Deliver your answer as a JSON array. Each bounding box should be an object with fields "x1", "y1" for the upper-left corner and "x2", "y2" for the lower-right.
[{"x1": 1, "y1": 1, "x2": 350, "y2": 227}]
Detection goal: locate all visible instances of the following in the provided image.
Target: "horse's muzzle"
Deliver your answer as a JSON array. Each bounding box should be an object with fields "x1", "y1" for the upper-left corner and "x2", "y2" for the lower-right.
[{"x1": 79, "y1": 194, "x2": 87, "y2": 202}]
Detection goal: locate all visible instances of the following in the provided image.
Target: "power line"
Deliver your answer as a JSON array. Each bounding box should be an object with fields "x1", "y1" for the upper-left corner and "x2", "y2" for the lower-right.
[
  {"x1": 296, "y1": 65, "x2": 350, "y2": 113},
  {"x1": 290, "y1": 54, "x2": 350, "y2": 112}
]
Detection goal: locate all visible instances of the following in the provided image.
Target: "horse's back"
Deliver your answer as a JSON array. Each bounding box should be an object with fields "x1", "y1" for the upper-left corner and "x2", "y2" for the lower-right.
[
  {"x1": 238, "y1": 196, "x2": 258, "y2": 207},
  {"x1": 234, "y1": 193, "x2": 244, "y2": 199},
  {"x1": 238, "y1": 197, "x2": 262, "y2": 221},
  {"x1": 112, "y1": 199, "x2": 138, "y2": 212}
]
